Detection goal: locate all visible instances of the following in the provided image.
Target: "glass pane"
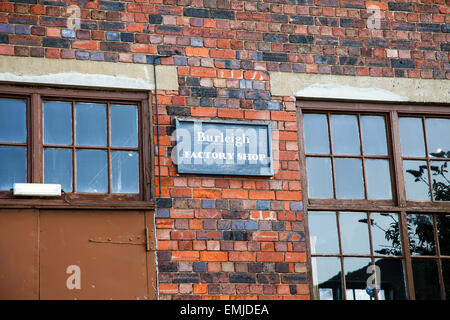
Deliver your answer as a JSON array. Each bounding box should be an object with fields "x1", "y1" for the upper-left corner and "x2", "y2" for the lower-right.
[
  {"x1": 44, "y1": 148, "x2": 73, "y2": 192},
  {"x1": 43, "y1": 101, "x2": 72, "y2": 145},
  {"x1": 0, "y1": 146, "x2": 26, "y2": 191},
  {"x1": 112, "y1": 151, "x2": 139, "y2": 194},
  {"x1": 312, "y1": 257, "x2": 343, "y2": 300},
  {"x1": 442, "y1": 260, "x2": 450, "y2": 300},
  {"x1": 425, "y1": 118, "x2": 450, "y2": 158},
  {"x1": 343, "y1": 258, "x2": 373, "y2": 300},
  {"x1": 361, "y1": 116, "x2": 388, "y2": 156},
  {"x1": 306, "y1": 157, "x2": 333, "y2": 198},
  {"x1": 76, "y1": 150, "x2": 108, "y2": 193},
  {"x1": 412, "y1": 259, "x2": 441, "y2": 300},
  {"x1": 371, "y1": 213, "x2": 402, "y2": 256},
  {"x1": 111, "y1": 104, "x2": 138, "y2": 148},
  {"x1": 407, "y1": 214, "x2": 436, "y2": 256},
  {"x1": 339, "y1": 212, "x2": 371, "y2": 254},
  {"x1": 0, "y1": 98, "x2": 26, "y2": 143},
  {"x1": 303, "y1": 113, "x2": 330, "y2": 154},
  {"x1": 437, "y1": 215, "x2": 450, "y2": 256},
  {"x1": 403, "y1": 160, "x2": 431, "y2": 201},
  {"x1": 374, "y1": 258, "x2": 406, "y2": 300},
  {"x1": 430, "y1": 161, "x2": 449, "y2": 201},
  {"x1": 334, "y1": 158, "x2": 364, "y2": 199},
  {"x1": 365, "y1": 159, "x2": 392, "y2": 200},
  {"x1": 330, "y1": 114, "x2": 360, "y2": 155},
  {"x1": 399, "y1": 117, "x2": 426, "y2": 157},
  {"x1": 76, "y1": 103, "x2": 106, "y2": 146},
  {"x1": 308, "y1": 212, "x2": 339, "y2": 254}
]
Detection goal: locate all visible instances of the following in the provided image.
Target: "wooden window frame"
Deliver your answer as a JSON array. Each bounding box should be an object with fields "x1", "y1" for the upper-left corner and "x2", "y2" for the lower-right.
[
  {"x1": 0, "y1": 85, "x2": 154, "y2": 210},
  {"x1": 297, "y1": 100, "x2": 450, "y2": 300}
]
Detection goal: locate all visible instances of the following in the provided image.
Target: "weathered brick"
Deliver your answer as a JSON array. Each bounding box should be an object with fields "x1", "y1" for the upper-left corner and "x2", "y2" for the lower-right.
[
  {"x1": 388, "y1": 2, "x2": 413, "y2": 12},
  {"x1": 42, "y1": 37, "x2": 69, "y2": 48}
]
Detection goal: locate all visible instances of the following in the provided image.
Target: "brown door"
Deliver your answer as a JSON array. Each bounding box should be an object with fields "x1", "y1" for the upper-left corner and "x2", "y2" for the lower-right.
[
  {"x1": 0, "y1": 209, "x2": 39, "y2": 299},
  {"x1": 0, "y1": 209, "x2": 156, "y2": 300}
]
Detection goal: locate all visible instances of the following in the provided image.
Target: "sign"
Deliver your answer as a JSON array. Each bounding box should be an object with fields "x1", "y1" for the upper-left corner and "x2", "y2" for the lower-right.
[{"x1": 175, "y1": 118, "x2": 273, "y2": 176}]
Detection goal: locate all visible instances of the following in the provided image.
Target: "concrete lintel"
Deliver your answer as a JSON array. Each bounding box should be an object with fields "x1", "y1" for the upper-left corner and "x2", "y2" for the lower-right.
[
  {"x1": 270, "y1": 72, "x2": 449, "y2": 104},
  {"x1": 0, "y1": 56, "x2": 178, "y2": 91}
]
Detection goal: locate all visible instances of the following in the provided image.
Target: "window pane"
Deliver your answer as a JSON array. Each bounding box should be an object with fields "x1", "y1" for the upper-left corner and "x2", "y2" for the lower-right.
[
  {"x1": 407, "y1": 214, "x2": 436, "y2": 256},
  {"x1": 430, "y1": 161, "x2": 449, "y2": 201},
  {"x1": 0, "y1": 146, "x2": 26, "y2": 191},
  {"x1": 111, "y1": 151, "x2": 139, "y2": 194},
  {"x1": 43, "y1": 101, "x2": 72, "y2": 145},
  {"x1": 306, "y1": 157, "x2": 333, "y2": 198},
  {"x1": 412, "y1": 259, "x2": 441, "y2": 300},
  {"x1": 76, "y1": 150, "x2": 108, "y2": 193},
  {"x1": 308, "y1": 212, "x2": 339, "y2": 254},
  {"x1": 339, "y1": 212, "x2": 371, "y2": 254},
  {"x1": 344, "y1": 258, "x2": 373, "y2": 300},
  {"x1": 437, "y1": 215, "x2": 450, "y2": 256},
  {"x1": 312, "y1": 257, "x2": 343, "y2": 300},
  {"x1": 330, "y1": 114, "x2": 360, "y2": 155},
  {"x1": 365, "y1": 159, "x2": 392, "y2": 200},
  {"x1": 374, "y1": 258, "x2": 406, "y2": 300},
  {"x1": 0, "y1": 98, "x2": 26, "y2": 143},
  {"x1": 111, "y1": 104, "x2": 138, "y2": 148},
  {"x1": 44, "y1": 148, "x2": 73, "y2": 192},
  {"x1": 399, "y1": 117, "x2": 426, "y2": 157},
  {"x1": 425, "y1": 118, "x2": 450, "y2": 158},
  {"x1": 442, "y1": 260, "x2": 450, "y2": 300},
  {"x1": 361, "y1": 116, "x2": 388, "y2": 156},
  {"x1": 334, "y1": 158, "x2": 364, "y2": 199},
  {"x1": 371, "y1": 213, "x2": 402, "y2": 256},
  {"x1": 303, "y1": 113, "x2": 330, "y2": 154},
  {"x1": 76, "y1": 103, "x2": 106, "y2": 146},
  {"x1": 403, "y1": 160, "x2": 430, "y2": 201}
]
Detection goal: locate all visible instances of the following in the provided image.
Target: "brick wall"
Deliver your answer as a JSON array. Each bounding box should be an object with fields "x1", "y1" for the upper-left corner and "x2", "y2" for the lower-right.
[{"x1": 0, "y1": 0, "x2": 449, "y2": 300}]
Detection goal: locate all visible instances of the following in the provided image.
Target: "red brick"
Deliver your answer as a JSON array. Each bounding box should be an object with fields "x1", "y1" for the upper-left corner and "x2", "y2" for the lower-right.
[
  {"x1": 229, "y1": 252, "x2": 256, "y2": 262},
  {"x1": 218, "y1": 108, "x2": 243, "y2": 119},
  {"x1": 257, "y1": 252, "x2": 283, "y2": 262},
  {"x1": 221, "y1": 189, "x2": 248, "y2": 199},
  {"x1": 171, "y1": 251, "x2": 199, "y2": 261},
  {"x1": 191, "y1": 107, "x2": 217, "y2": 117},
  {"x1": 249, "y1": 190, "x2": 275, "y2": 200},
  {"x1": 271, "y1": 111, "x2": 296, "y2": 122},
  {"x1": 200, "y1": 251, "x2": 228, "y2": 261},
  {"x1": 253, "y1": 231, "x2": 278, "y2": 242},
  {"x1": 0, "y1": 45, "x2": 14, "y2": 56},
  {"x1": 186, "y1": 47, "x2": 209, "y2": 57},
  {"x1": 72, "y1": 41, "x2": 99, "y2": 51},
  {"x1": 244, "y1": 110, "x2": 270, "y2": 120},
  {"x1": 159, "y1": 284, "x2": 178, "y2": 294},
  {"x1": 285, "y1": 252, "x2": 307, "y2": 262},
  {"x1": 210, "y1": 49, "x2": 235, "y2": 59},
  {"x1": 191, "y1": 67, "x2": 217, "y2": 78},
  {"x1": 193, "y1": 189, "x2": 221, "y2": 199},
  {"x1": 276, "y1": 191, "x2": 302, "y2": 201},
  {"x1": 243, "y1": 71, "x2": 269, "y2": 81}
]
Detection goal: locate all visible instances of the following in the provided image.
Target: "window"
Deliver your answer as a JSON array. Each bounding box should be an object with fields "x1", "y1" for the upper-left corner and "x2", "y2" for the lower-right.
[
  {"x1": 298, "y1": 101, "x2": 450, "y2": 300},
  {"x1": 0, "y1": 86, "x2": 151, "y2": 203}
]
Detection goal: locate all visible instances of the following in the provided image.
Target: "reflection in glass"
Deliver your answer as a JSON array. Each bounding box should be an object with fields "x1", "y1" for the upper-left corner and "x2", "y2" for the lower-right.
[
  {"x1": 430, "y1": 161, "x2": 449, "y2": 202},
  {"x1": 399, "y1": 117, "x2": 425, "y2": 157},
  {"x1": 43, "y1": 101, "x2": 72, "y2": 145},
  {"x1": 365, "y1": 159, "x2": 392, "y2": 200},
  {"x1": 339, "y1": 212, "x2": 370, "y2": 254},
  {"x1": 437, "y1": 215, "x2": 450, "y2": 256},
  {"x1": 412, "y1": 259, "x2": 441, "y2": 300},
  {"x1": 344, "y1": 258, "x2": 373, "y2": 300},
  {"x1": 407, "y1": 214, "x2": 435, "y2": 256},
  {"x1": 442, "y1": 260, "x2": 450, "y2": 300},
  {"x1": 308, "y1": 212, "x2": 339, "y2": 254},
  {"x1": 0, "y1": 98, "x2": 26, "y2": 143},
  {"x1": 0, "y1": 146, "x2": 26, "y2": 191},
  {"x1": 425, "y1": 118, "x2": 450, "y2": 158},
  {"x1": 111, "y1": 104, "x2": 138, "y2": 148},
  {"x1": 112, "y1": 151, "x2": 139, "y2": 194},
  {"x1": 44, "y1": 148, "x2": 73, "y2": 192},
  {"x1": 371, "y1": 213, "x2": 402, "y2": 256},
  {"x1": 312, "y1": 257, "x2": 343, "y2": 300},
  {"x1": 403, "y1": 160, "x2": 430, "y2": 201},
  {"x1": 306, "y1": 157, "x2": 333, "y2": 198},
  {"x1": 76, "y1": 150, "x2": 108, "y2": 193},
  {"x1": 361, "y1": 116, "x2": 388, "y2": 156},
  {"x1": 374, "y1": 258, "x2": 406, "y2": 300},
  {"x1": 76, "y1": 103, "x2": 106, "y2": 146},
  {"x1": 334, "y1": 158, "x2": 364, "y2": 199},
  {"x1": 330, "y1": 114, "x2": 361, "y2": 155},
  {"x1": 303, "y1": 113, "x2": 330, "y2": 154}
]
